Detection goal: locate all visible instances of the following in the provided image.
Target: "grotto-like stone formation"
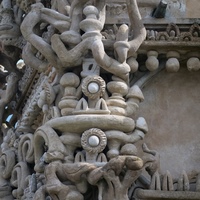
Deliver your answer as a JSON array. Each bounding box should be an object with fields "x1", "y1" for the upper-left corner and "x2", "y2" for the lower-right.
[{"x1": 1, "y1": 0, "x2": 200, "y2": 200}]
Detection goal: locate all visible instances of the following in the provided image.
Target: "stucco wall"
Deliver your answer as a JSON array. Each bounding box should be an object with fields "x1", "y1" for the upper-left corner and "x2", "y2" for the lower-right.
[
  {"x1": 137, "y1": 67, "x2": 200, "y2": 178},
  {"x1": 186, "y1": 0, "x2": 200, "y2": 18}
]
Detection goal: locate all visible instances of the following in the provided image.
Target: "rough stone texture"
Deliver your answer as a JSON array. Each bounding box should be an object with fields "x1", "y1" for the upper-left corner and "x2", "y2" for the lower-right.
[
  {"x1": 0, "y1": 0, "x2": 200, "y2": 200},
  {"x1": 186, "y1": 0, "x2": 200, "y2": 18},
  {"x1": 137, "y1": 67, "x2": 200, "y2": 178}
]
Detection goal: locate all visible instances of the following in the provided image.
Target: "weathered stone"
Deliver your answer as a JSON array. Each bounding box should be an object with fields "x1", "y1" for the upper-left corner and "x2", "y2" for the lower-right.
[{"x1": 0, "y1": 0, "x2": 200, "y2": 200}]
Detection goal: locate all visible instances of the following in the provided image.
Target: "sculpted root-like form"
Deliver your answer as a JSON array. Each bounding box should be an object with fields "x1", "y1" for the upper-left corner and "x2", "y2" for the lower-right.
[{"x1": 0, "y1": 0, "x2": 199, "y2": 200}]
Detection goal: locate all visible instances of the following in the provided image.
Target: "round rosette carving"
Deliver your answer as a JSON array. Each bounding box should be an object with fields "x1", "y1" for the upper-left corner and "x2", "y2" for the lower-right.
[
  {"x1": 81, "y1": 128, "x2": 107, "y2": 153},
  {"x1": 82, "y1": 75, "x2": 105, "y2": 99}
]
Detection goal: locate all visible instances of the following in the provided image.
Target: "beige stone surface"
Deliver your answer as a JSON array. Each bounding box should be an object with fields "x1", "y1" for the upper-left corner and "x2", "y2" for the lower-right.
[
  {"x1": 137, "y1": 67, "x2": 200, "y2": 178},
  {"x1": 1, "y1": 0, "x2": 200, "y2": 199},
  {"x1": 186, "y1": 0, "x2": 200, "y2": 18}
]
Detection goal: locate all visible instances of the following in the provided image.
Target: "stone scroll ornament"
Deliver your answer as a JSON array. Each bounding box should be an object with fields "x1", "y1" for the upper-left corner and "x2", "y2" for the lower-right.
[{"x1": 0, "y1": 0, "x2": 159, "y2": 200}]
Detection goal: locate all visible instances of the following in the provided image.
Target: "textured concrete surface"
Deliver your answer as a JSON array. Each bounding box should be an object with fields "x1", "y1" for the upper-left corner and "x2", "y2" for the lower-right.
[
  {"x1": 137, "y1": 67, "x2": 200, "y2": 178},
  {"x1": 186, "y1": 0, "x2": 200, "y2": 18}
]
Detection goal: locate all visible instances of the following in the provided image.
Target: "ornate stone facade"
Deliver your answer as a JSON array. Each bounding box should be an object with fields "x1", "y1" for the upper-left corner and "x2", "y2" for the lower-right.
[{"x1": 0, "y1": 0, "x2": 200, "y2": 199}]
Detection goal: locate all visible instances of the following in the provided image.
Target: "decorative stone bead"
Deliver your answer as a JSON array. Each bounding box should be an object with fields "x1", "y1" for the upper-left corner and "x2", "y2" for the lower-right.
[
  {"x1": 120, "y1": 144, "x2": 138, "y2": 156},
  {"x1": 83, "y1": 5, "x2": 99, "y2": 18},
  {"x1": 187, "y1": 57, "x2": 200, "y2": 71},
  {"x1": 59, "y1": 73, "x2": 80, "y2": 115},
  {"x1": 82, "y1": 75, "x2": 105, "y2": 100},
  {"x1": 145, "y1": 50, "x2": 159, "y2": 71},
  {"x1": 60, "y1": 73, "x2": 80, "y2": 88},
  {"x1": 88, "y1": 135, "x2": 100, "y2": 147},
  {"x1": 80, "y1": 5, "x2": 103, "y2": 36},
  {"x1": 166, "y1": 51, "x2": 180, "y2": 72},
  {"x1": 166, "y1": 58, "x2": 180, "y2": 72},
  {"x1": 81, "y1": 128, "x2": 107, "y2": 154},
  {"x1": 107, "y1": 81, "x2": 129, "y2": 97},
  {"x1": 88, "y1": 82, "x2": 100, "y2": 94}
]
